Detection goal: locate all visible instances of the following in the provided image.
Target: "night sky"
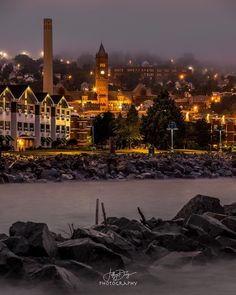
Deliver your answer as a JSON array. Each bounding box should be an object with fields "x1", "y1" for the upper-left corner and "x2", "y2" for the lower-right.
[{"x1": 1, "y1": 0, "x2": 236, "y2": 62}]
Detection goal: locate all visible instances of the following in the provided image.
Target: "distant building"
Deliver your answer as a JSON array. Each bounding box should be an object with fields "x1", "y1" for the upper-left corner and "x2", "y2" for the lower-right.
[
  {"x1": 110, "y1": 65, "x2": 186, "y2": 84},
  {"x1": 95, "y1": 43, "x2": 109, "y2": 112}
]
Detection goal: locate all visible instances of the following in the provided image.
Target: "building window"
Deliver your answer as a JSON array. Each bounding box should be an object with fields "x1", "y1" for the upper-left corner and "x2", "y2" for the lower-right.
[
  {"x1": 61, "y1": 126, "x2": 65, "y2": 133},
  {"x1": 30, "y1": 123, "x2": 34, "y2": 131},
  {"x1": 66, "y1": 126, "x2": 70, "y2": 133},
  {"x1": 0, "y1": 121, "x2": 4, "y2": 129},
  {"x1": 5, "y1": 121, "x2": 10, "y2": 130},
  {"x1": 46, "y1": 124, "x2": 50, "y2": 132},
  {"x1": 24, "y1": 123, "x2": 28, "y2": 131},
  {"x1": 67, "y1": 111, "x2": 70, "y2": 116},
  {"x1": 17, "y1": 122, "x2": 22, "y2": 131},
  {"x1": 56, "y1": 126, "x2": 60, "y2": 133},
  {"x1": 41, "y1": 124, "x2": 45, "y2": 132}
]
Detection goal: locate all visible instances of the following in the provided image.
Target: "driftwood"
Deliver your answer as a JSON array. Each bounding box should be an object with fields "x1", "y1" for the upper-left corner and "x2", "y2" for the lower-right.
[
  {"x1": 95, "y1": 198, "x2": 99, "y2": 225},
  {"x1": 101, "y1": 202, "x2": 107, "y2": 227},
  {"x1": 137, "y1": 207, "x2": 147, "y2": 225}
]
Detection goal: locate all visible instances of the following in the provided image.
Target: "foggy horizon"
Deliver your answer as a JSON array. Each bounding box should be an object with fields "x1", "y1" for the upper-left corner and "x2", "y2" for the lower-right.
[{"x1": 1, "y1": 0, "x2": 236, "y2": 65}]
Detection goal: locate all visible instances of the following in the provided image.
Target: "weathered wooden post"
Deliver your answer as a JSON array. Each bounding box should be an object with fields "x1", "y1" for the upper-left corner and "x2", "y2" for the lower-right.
[
  {"x1": 95, "y1": 198, "x2": 99, "y2": 225},
  {"x1": 138, "y1": 207, "x2": 147, "y2": 225},
  {"x1": 101, "y1": 202, "x2": 107, "y2": 227}
]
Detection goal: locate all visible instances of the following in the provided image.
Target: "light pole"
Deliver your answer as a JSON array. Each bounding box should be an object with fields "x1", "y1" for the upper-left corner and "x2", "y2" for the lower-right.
[
  {"x1": 216, "y1": 125, "x2": 224, "y2": 153},
  {"x1": 167, "y1": 121, "x2": 178, "y2": 153}
]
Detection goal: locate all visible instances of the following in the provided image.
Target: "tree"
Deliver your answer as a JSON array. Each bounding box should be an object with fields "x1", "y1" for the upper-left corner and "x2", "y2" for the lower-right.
[
  {"x1": 125, "y1": 105, "x2": 142, "y2": 148},
  {"x1": 141, "y1": 91, "x2": 186, "y2": 149},
  {"x1": 94, "y1": 112, "x2": 115, "y2": 145},
  {"x1": 114, "y1": 107, "x2": 143, "y2": 149}
]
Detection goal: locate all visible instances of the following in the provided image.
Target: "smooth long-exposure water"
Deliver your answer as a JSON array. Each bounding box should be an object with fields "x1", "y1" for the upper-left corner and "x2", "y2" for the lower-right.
[{"x1": 0, "y1": 178, "x2": 236, "y2": 295}]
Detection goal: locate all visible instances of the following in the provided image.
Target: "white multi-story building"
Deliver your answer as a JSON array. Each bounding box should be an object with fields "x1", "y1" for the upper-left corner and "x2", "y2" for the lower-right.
[{"x1": 0, "y1": 85, "x2": 71, "y2": 151}]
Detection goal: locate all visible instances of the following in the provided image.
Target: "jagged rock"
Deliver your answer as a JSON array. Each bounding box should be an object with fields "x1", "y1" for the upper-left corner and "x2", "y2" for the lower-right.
[
  {"x1": 185, "y1": 214, "x2": 236, "y2": 238},
  {"x1": 153, "y1": 232, "x2": 199, "y2": 251},
  {"x1": 0, "y1": 242, "x2": 23, "y2": 277},
  {"x1": 30, "y1": 264, "x2": 79, "y2": 292},
  {"x1": 0, "y1": 234, "x2": 8, "y2": 240},
  {"x1": 56, "y1": 260, "x2": 102, "y2": 282},
  {"x1": 58, "y1": 238, "x2": 124, "y2": 273},
  {"x1": 222, "y1": 216, "x2": 236, "y2": 232},
  {"x1": 40, "y1": 168, "x2": 60, "y2": 180},
  {"x1": 145, "y1": 241, "x2": 169, "y2": 260},
  {"x1": 9, "y1": 222, "x2": 57, "y2": 257},
  {"x1": 2, "y1": 236, "x2": 29, "y2": 256},
  {"x1": 216, "y1": 236, "x2": 236, "y2": 248},
  {"x1": 224, "y1": 203, "x2": 236, "y2": 216},
  {"x1": 203, "y1": 212, "x2": 227, "y2": 221},
  {"x1": 174, "y1": 195, "x2": 224, "y2": 220},
  {"x1": 152, "y1": 222, "x2": 182, "y2": 234},
  {"x1": 71, "y1": 227, "x2": 135, "y2": 258}
]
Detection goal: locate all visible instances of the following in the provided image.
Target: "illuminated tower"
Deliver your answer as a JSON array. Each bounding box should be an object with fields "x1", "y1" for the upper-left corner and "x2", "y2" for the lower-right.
[
  {"x1": 95, "y1": 43, "x2": 109, "y2": 112},
  {"x1": 43, "y1": 18, "x2": 53, "y2": 94}
]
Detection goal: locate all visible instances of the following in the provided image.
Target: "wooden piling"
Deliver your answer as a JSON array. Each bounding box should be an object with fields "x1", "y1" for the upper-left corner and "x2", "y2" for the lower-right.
[
  {"x1": 101, "y1": 202, "x2": 107, "y2": 227},
  {"x1": 95, "y1": 198, "x2": 99, "y2": 225}
]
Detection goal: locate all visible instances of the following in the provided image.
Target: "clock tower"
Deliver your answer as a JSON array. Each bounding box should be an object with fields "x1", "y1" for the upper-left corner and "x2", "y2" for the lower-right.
[{"x1": 95, "y1": 43, "x2": 109, "y2": 112}]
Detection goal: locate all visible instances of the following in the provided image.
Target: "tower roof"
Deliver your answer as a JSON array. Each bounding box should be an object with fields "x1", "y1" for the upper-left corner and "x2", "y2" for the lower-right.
[{"x1": 96, "y1": 43, "x2": 108, "y2": 58}]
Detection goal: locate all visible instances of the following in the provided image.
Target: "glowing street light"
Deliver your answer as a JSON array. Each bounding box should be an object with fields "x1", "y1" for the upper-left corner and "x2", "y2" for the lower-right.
[
  {"x1": 179, "y1": 74, "x2": 185, "y2": 80},
  {"x1": 167, "y1": 121, "x2": 178, "y2": 153},
  {"x1": 0, "y1": 51, "x2": 8, "y2": 59}
]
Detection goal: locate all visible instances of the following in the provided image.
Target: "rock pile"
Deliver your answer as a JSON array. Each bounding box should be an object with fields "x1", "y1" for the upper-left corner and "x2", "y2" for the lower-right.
[
  {"x1": 1, "y1": 195, "x2": 236, "y2": 292},
  {"x1": 0, "y1": 152, "x2": 234, "y2": 183}
]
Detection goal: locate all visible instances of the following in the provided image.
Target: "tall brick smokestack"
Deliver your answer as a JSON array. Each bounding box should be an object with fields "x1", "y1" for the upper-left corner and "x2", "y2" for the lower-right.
[{"x1": 43, "y1": 18, "x2": 53, "y2": 94}]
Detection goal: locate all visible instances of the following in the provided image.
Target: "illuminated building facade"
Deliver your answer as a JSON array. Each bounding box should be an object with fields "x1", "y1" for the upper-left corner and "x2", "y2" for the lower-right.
[{"x1": 0, "y1": 85, "x2": 71, "y2": 151}]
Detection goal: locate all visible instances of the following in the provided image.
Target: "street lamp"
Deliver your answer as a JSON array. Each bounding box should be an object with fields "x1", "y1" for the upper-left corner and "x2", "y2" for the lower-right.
[
  {"x1": 216, "y1": 125, "x2": 224, "y2": 153},
  {"x1": 167, "y1": 121, "x2": 178, "y2": 153}
]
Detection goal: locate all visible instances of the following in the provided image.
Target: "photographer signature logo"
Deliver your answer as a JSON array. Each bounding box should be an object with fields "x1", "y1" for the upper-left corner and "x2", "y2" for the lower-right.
[{"x1": 99, "y1": 269, "x2": 138, "y2": 287}]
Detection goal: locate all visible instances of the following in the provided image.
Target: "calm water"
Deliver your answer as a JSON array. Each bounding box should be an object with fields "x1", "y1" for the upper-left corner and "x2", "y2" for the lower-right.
[
  {"x1": 0, "y1": 178, "x2": 236, "y2": 295},
  {"x1": 0, "y1": 178, "x2": 235, "y2": 234}
]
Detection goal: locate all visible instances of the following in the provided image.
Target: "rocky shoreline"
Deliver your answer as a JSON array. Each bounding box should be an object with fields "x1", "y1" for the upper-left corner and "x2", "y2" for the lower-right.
[
  {"x1": 0, "y1": 152, "x2": 235, "y2": 184},
  {"x1": 1, "y1": 195, "x2": 236, "y2": 293}
]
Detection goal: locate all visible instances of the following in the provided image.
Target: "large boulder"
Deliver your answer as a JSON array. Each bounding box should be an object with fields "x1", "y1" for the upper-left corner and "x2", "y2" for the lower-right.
[
  {"x1": 106, "y1": 217, "x2": 156, "y2": 241},
  {"x1": 9, "y1": 222, "x2": 57, "y2": 257},
  {"x1": 174, "y1": 195, "x2": 224, "y2": 220},
  {"x1": 153, "y1": 232, "x2": 199, "y2": 251},
  {"x1": 30, "y1": 264, "x2": 79, "y2": 292},
  {"x1": 0, "y1": 242, "x2": 23, "y2": 277},
  {"x1": 72, "y1": 227, "x2": 135, "y2": 258},
  {"x1": 222, "y1": 216, "x2": 236, "y2": 232},
  {"x1": 58, "y1": 238, "x2": 124, "y2": 273},
  {"x1": 145, "y1": 241, "x2": 169, "y2": 260},
  {"x1": 224, "y1": 203, "x2": 236, "y2": 216},
  {"x1": 185, "y1": 214, "x2": 236, "y2": 238},
  {"x1": 56, "y1": 260, "x2": 102, "y2": 282},
  {"x1": 2, "y1": 236, "x2": 29, "y2": 256}
]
